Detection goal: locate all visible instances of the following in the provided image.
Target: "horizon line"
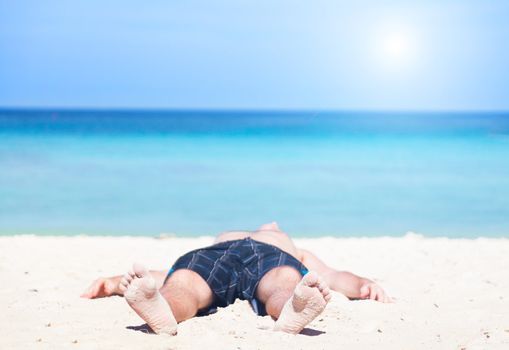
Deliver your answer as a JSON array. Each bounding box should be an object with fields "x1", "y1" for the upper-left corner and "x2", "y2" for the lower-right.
[{"x1": 1, "y1": 106, "x2": 509, "y2": 114}]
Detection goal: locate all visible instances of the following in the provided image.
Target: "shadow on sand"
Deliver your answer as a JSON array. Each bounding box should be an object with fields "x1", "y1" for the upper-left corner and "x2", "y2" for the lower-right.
[
  {"x1": 127, "y1": 324, "x2": 325, "y2": 337},
  {"x1": 126, "y1": 324, "x2": 155, "y2": 334}
]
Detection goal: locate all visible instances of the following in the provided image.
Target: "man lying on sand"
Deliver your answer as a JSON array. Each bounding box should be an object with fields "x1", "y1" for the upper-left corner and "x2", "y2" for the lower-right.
[{"x1": 82, "y1": 222, "x2": 391, "y2": 335}]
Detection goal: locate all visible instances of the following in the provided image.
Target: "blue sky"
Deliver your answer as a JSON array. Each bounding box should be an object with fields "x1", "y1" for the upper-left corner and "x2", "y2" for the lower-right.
[{"x1": 1, "y1": 1, "x2": 508, "y2": 110}]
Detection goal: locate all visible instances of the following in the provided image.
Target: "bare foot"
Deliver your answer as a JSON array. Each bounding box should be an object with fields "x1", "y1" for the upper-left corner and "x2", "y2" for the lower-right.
[
  {"x1": 274, "y1": 271, "x2": 331, "y2": 334},
  {"x1": 120, "y1": 263, "x2": 177, "y2": 335}
]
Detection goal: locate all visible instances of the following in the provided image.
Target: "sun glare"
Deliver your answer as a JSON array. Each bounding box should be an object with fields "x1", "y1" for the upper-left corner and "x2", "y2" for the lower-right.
[
  {"x1": 382, "y1": 34, "x2": 410, "y2": 61},
  {"x1": 372, "y1": 24, "x2": 419, "y2": 72}
]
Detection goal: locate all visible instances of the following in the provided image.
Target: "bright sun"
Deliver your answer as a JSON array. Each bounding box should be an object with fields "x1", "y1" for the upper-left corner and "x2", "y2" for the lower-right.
[
  {"x1": 382, "y1": 34, "x2": 411, "y2": 61},
  {"x1": 373, "y1": 26, "x2": 418, "y2": 72}
]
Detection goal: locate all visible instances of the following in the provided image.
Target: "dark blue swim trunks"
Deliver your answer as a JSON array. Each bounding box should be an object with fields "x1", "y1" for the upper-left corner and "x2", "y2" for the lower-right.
[{"x1": 166, "y1": 237, "x2": 308, "y2": 316}]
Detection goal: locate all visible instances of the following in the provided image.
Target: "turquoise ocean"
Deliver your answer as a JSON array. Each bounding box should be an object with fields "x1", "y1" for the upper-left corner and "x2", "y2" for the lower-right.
[{"x1": 1, "y1": 109, "x2": 508, "y2": 237}]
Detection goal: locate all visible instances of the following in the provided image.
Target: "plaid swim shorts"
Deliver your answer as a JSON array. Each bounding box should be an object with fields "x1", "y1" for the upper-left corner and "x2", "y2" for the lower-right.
[{"x1": 166, "y1": 237, "x2": 308, "y2": 316}]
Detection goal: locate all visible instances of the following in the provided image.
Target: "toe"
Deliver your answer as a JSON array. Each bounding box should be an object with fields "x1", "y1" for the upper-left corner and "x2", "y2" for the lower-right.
[
  {"x1": 302, "y1": 271, "x2": 319, "y2": 286},
  {"x1": 124, "y1": 273, "x2": 133, "y2": 283},
  {"x1": 120, "y1": 277, "x2": 129, "y2": 288},
  {"x1": 119, "y1": 284, "x2": 127, "y2": 293},
  {"x1": 316, "y1": 278, "x2": 328, "y2": 292},
  {"x1": 133, "y1": 263, "x2": 149, "y2": 278}
]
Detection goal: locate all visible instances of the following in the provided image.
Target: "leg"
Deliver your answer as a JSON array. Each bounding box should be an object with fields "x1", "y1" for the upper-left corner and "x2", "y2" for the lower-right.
[
  {"x1": 120, "y1": 264, "x2": 214, "y2": 335},
  {"x1": 159, "y1": 269, "x2": 214, "y2": 322},
  {"x1": 255, "y1": 266, "x2": 331, "y2": 334},
  {"x1": 299, "y1": 249, "x2": 374, "y2": 300},
  {"x1": 256, "y1": 266, "x2": 302, "y2": 318}
]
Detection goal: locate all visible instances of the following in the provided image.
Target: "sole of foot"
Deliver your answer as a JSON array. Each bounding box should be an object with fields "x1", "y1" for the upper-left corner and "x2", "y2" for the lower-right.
[
  {"x1": 274, "y1": 271, "x2": 331, "y2": 334},
  {"x1": 120, "y1": 263, "x2": 178, "y2": 336}
]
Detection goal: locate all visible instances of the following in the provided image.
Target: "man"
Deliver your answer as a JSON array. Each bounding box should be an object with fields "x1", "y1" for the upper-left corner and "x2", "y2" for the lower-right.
[{"x1": 82, "y1": 222, "x2": 390, "y2": 335}]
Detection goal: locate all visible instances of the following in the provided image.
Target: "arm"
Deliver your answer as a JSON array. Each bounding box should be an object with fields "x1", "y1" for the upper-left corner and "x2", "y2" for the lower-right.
[
  {"x1": 298, "y1": 249, "x2": 391, "y2": 303},
  {"x1": 81, "y1": 270, "x2": 168, "y2": 299}
]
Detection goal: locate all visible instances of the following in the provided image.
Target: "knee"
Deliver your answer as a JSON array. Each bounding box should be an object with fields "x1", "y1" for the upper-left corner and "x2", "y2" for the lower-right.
[
  {"x1": 257, "y1": 266, "x2": 302, "y2": 300},
  {"x1": 271, "y1": 266, "x2": 302, "y2": 286},
  {"x1": 162, "y1": 269, "x2": 213, "y2": 309},
  {"x1": 163, "y1": 270, "x2": 202, "y2": 301},
  {"x1": 265, "y1": 294, "x2": 288, "y2": 319},
  {"x1": 165, "y1": 269, "x2": 195, "y2": 288},
  {"x1": 262, "y1": 267, "x2": 301, "y2": 318}
]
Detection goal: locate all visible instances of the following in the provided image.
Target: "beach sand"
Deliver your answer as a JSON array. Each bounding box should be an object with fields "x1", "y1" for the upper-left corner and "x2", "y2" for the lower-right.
[{"x1": 1, "y1": 234, "x2": 508, "y2": 349}]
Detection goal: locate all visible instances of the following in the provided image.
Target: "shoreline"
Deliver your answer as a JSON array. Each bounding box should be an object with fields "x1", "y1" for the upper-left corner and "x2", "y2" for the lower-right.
[{"x1": 1, "y1": 235, "x2": 508, "y2": 349}]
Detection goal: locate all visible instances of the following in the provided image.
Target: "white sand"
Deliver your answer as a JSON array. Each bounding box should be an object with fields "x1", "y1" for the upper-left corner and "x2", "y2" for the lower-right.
[{"x1": 1, "y1": 234, "x2": 508, "y2": 349}]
